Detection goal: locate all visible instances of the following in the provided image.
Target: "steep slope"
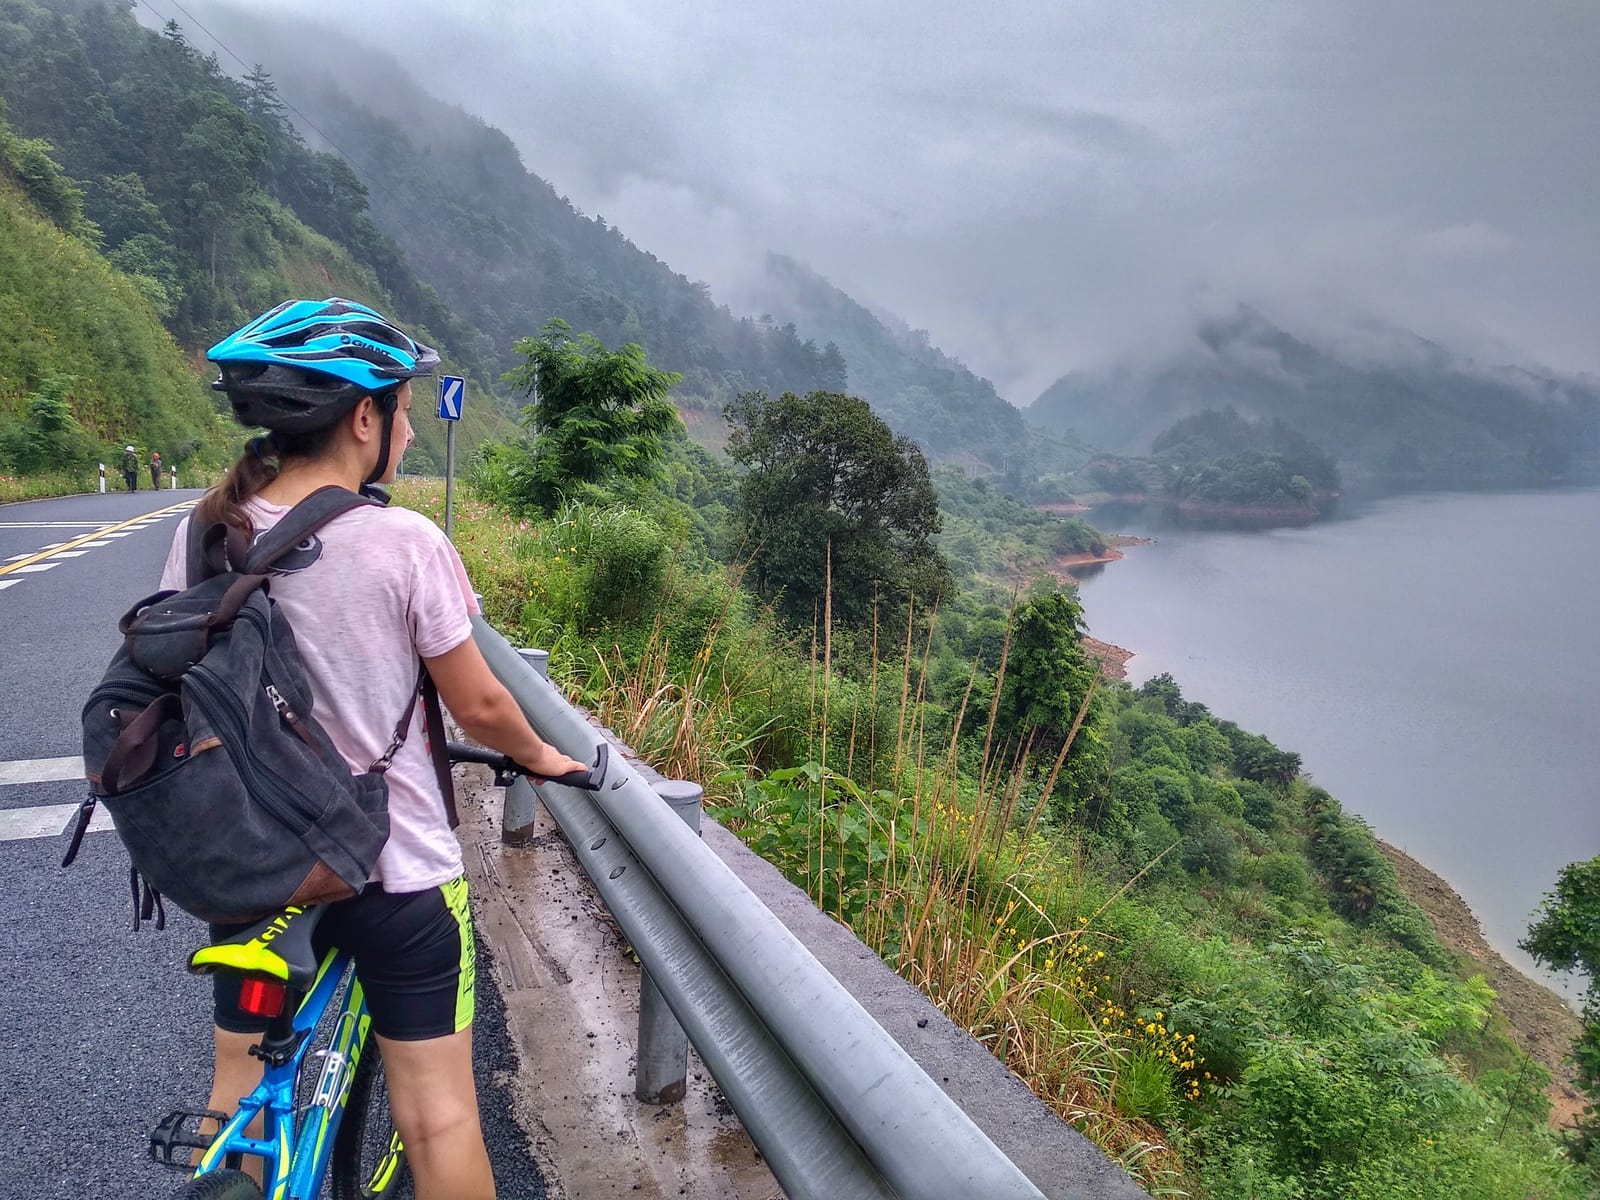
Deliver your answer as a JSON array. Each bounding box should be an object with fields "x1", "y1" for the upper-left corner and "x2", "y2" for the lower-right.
[
  {"x1": 1030, "y1": 306, "x2": 1600, "y2": 490},
  {"x1": 0, "y1": 108, "x2": 227, "y2": 471},
  {"x1": 0, "y1": 0, "x2": 515, "y2": 474},
  {"x1": 170, "y1": 0, "x2": 846, "y2": 410},
  {"x1": 745, "y1": 254, "x2": 1108, "y2": 493},
  {"x1": 745, "y1": 254, "x2": 1033, "y2": 470}
]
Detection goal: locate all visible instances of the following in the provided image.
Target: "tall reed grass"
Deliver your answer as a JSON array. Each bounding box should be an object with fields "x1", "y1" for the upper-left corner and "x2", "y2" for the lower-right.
[{"x1": 397, "y1": 478, "x2": 1195, "y2": 1191}]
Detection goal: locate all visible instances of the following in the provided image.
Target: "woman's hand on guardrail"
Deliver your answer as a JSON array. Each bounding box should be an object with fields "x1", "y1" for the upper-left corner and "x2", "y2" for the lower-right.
[{"x1": 521, "y1": 742, "x2": 591, "y2": 782}]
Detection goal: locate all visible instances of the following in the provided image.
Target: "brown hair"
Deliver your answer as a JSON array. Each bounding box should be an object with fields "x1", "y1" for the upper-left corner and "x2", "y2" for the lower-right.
[{"x1": 194, "y1": 423, "x2": 344, "y2": 533}]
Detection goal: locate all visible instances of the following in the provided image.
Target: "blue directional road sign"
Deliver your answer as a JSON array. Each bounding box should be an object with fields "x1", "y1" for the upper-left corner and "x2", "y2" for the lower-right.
[{"x1": 437, "y1": 375, "x2": 465, "y2": 421}]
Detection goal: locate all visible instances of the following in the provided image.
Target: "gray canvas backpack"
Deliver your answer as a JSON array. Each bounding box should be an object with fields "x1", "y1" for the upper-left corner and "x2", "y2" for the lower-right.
[{"x1": 67, "y1": 486, "x2": 451, "y2": 927}]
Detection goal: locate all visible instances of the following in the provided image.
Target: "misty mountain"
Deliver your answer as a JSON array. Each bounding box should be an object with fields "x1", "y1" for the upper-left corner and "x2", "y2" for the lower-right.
[
  {"x1": 1030, "y1": 306, "x2": 1600, "y2": 490},
  {"x1": 158, "y1": 3, "x2": 1096, "y2": 485},
  {"x1": 167, "y1": 1, "x2": 846, "y2": 411},
  {"x1": 748, "y1": 254, "x2": 1092, "y2": 478}
]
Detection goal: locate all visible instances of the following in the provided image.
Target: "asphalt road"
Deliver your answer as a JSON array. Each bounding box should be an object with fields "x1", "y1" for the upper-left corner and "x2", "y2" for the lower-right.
[{"x1": 0, "y1": 489, "x2": 547, "y2": 1199}]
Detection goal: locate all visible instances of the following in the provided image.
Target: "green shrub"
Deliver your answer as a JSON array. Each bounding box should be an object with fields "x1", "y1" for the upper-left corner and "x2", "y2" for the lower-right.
[
  {"x1": 0, "y1": 379, "x2": 96, "y2": 473},
  {"x1": 1258, "y1": 852, "x2": 1311, "y2": 901},
  {"x1": 561, "y1": 503, "x2": 671, "y2": 628},
  {"x1": 1238, "y1": 778, "x2": 1282, "y2": 831},
  {"x1": 1182, "y1": 815, "x2": 1242, "y2": 883}
]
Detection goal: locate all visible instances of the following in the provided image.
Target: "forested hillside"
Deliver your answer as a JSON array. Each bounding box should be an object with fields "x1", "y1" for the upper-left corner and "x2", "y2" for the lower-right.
[
  {"x1": 162, "y1": 0, "x2": 851, "y2": 412},
  {"x1": 1031, "y1": 305, "x2": 1600, "y2": 492},
  {"x1": 0, "y1": 101, "x2": 229, "y2": 485},
  {"x1": 0, "y1": 0, "x2": 517, "y2": 474},
  {"x1": 2, "y1": 0, "x2": 1099, "y2": 495},
  {"x1": 749, "y1": 254, "x2": 1094, "y2": 478}
]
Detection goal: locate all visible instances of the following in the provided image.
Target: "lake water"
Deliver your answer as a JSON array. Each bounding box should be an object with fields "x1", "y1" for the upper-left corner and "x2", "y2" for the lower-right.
[{"x1": 1075, "y1": 488, "x2": 1600, "y2": 998}]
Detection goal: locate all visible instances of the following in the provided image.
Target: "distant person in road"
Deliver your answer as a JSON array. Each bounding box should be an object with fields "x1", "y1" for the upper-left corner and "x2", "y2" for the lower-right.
[
  {"x1": 164, "y1": 297, "x2": 586, "y2": 1200},
  {"x1": 148, "y1": 449, "x2": 161, "y2": 489},
  {"x1": 122, "y1": 445, "x2": 138, "y2": 492}
]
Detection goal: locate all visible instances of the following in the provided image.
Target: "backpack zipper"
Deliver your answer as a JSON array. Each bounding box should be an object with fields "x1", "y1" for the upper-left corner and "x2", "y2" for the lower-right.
[
  {"x1": 83, "y1": 678, "x2": 166, "y2": 717},
  {"x1": 184, "y1": 664, "x2": 320, "y2": 837}
]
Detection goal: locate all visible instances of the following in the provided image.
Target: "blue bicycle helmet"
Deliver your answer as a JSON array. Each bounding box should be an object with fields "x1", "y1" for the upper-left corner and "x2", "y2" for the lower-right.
[{"x1": 208, "y1": 298, "x2": 440, "y2": 433}]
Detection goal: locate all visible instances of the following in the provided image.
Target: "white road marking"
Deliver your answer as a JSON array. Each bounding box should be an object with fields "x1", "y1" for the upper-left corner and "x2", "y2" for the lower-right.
[
  {"x1": 0, "y1": 522, "x2": 116, "y2": 529},
  {"x1": 79, "y1": 540, "x2": 112, "y2": 547},
  {"x1": 50, "y1": 550, "x2": 88, "y2": 559},
  {"x1": 12, "y1": 562, "x2": 58, "y2": 573},
  {"x1": 102, "y1": 531, "x2": 137, "y2": 538},
  {"x1": 0, "y1": 756, "x2": 85, "y2": 786},
  {"x1": 0, "y1": 580, "x2": 18, "y2": 592},
  {"x1": 0, "y1": 802, "x2": 115, "y2": 843},
  {"x1": 3, "y1": 554, "x2": 30, "y2": 562}
]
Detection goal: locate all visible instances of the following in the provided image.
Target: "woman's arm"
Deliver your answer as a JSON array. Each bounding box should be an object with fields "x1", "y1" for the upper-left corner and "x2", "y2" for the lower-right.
[{"x1": 423, "y1": 638, "x2": 588, "y2": 778}]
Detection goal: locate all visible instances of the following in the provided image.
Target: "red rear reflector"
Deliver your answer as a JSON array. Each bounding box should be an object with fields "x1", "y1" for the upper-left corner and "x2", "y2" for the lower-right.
[{"x1": 238, "y1": 977, "x2": 286, "y2": 1017}]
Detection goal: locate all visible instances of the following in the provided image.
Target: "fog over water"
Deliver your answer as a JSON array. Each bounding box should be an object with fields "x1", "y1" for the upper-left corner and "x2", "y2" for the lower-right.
[{"x1": 1076, "y1": 489, "x2": 1600, "y2": 998}]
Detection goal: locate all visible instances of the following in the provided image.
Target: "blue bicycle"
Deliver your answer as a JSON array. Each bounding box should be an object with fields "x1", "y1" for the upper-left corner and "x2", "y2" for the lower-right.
[
  {"x1": 153, "y1": 903, "x2": 405, "y2": 1200},
  {"x1": 154, "y1": 741, "x2": 607, "y2": 1199}
]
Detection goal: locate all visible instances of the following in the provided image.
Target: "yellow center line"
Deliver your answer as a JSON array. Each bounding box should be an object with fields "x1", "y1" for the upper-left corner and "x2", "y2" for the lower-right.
[{"x1": 0, "y1": 498, "x2": 196, "y2": 578}]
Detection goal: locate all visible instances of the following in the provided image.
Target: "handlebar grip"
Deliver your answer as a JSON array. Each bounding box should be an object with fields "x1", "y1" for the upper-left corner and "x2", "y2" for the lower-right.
[
  {"x1": 446, "y1": 740, "x2": 609, "y2": 791},
  {"x1": 444, "y1": 741, "x2": 511, "y2": 769},
  {"x1": 537, "y1": 742, "x2": 608, "y2": 791}
]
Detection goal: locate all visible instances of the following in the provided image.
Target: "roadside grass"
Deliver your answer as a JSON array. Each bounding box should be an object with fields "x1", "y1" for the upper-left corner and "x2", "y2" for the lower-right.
[
  {"x1": 0, "y1": 464, "x2": 221, "y2": 504},
  {"x1": 394, "y1": 476, "x2": 1194, "y2": 1191},
  {"x1": 0, "y1": 470, "x2": 100, "y2": 503}
]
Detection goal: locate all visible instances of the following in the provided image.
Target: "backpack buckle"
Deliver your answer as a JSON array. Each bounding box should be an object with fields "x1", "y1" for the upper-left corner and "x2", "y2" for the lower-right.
[{"x1": 369, "y1": 728, "x2": 406, "y2": 774}]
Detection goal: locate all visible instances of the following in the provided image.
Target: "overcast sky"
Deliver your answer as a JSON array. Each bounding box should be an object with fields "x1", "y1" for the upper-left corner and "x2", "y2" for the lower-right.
[{"x1": 224, "y1": 0, "x2": 1599, "y2": 403}]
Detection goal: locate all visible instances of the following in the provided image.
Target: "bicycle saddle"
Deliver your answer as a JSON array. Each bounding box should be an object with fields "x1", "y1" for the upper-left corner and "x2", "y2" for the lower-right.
[{"x1": 188, "y1": 905, "x2": 324, "y2": 991}]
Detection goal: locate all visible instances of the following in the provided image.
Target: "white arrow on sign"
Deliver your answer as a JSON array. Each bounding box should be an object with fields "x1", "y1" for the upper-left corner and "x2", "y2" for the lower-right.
[{"x1": 438, "y1": 375, "x2": 465, "y2": 421}]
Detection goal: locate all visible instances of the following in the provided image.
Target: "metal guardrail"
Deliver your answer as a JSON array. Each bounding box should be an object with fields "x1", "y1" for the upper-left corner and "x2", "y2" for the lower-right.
[{"x1": 471, "y1": 614, "x2": 1051, "y2": 1200}]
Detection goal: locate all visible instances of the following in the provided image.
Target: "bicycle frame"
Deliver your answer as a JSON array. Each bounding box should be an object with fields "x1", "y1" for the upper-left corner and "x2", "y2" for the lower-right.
[{"x1": 193, "y1": 948, "x2": 381, "y2": 1200}]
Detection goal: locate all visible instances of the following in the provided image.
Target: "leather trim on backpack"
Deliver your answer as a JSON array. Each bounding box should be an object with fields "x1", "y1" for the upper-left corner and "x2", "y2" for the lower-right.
[
  {"x1": 286, "y1": 860, "x2": 357, "y2": 909},
  {"x1": 97, "y1": 694, "x2": 183, "y2": 795}
]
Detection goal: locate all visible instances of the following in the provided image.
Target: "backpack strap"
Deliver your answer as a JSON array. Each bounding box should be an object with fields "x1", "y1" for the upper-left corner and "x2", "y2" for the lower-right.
[
  {"x1": 97, "y1": 693, "x2": 184, "y2": 796},
  {"x1": 363, "y1": 667, "x2": 459, "y2": 829},
  {"x1": 185, "y1": 485, "x2": 375, "y2": 584},
  {"x1": 244, "y1": 485, "x2": 380, "y2": 574},
  {"x1": 186, "y1": 515, "x2": 247, "y2": 584},
  {"x1": 422, "y1": 672, "x2": 460, "y2": 829}
]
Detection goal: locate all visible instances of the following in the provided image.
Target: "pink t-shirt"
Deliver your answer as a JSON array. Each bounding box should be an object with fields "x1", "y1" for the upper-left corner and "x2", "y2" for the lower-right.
[{"x1": 161, "y1": 495, "x2": 478, "y2": 892}]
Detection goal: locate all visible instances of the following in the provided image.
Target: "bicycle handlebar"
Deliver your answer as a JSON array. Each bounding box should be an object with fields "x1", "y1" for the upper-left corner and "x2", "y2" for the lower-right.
[{"x1": 444, "y1": 740, "x2": 609, "y2": 791}]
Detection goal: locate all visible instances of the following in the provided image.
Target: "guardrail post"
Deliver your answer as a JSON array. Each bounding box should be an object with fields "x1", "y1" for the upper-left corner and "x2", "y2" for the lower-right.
[
  {"x1": 98, "y1": 463, "x2": 106, "y2": 494},
  {"x1": 635, "y1": 779, "x2": 703, "y2": 1104},
  {"x1": 169, "y1": 466, "x2": 177, "y2": 490},
  {"x1": 499, "y1": 647, "x2": 552, "y2": 846}
]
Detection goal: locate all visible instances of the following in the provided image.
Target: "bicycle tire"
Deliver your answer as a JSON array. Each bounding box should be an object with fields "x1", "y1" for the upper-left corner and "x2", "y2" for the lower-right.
[
  {"x1": 331, "y1": 1043, "x2": 408, "y2": 1199},
  {"x1": 167, "y1": 1169, "x2": 263, "y2": 1199}
]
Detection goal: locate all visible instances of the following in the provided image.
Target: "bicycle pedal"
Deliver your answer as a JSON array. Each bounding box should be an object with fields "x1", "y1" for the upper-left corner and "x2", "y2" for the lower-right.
[{"x1": 149, "y1": 1107, "x2": 229, "y2": 1167}]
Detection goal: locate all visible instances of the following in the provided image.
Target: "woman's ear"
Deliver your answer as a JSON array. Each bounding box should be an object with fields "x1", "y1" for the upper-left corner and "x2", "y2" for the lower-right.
[{"x1": 349, "y1": 396, "x2": 377, "y2": 444}]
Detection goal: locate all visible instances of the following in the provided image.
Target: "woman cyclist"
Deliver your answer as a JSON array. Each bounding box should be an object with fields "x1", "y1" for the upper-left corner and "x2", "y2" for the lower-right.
[{"x1": 162, "y1": 298, "x2": 587, "y2": 1200}]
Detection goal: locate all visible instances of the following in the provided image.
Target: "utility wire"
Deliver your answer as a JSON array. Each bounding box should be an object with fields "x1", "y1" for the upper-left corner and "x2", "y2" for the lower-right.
[{"x1": 129, "y1": 0, "x2": 378, "y2": 193}]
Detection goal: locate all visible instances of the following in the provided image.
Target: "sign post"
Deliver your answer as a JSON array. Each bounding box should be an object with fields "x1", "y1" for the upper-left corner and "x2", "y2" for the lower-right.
[{"x1": 437, "y1": 375, "x2": 465, "y2": 538}]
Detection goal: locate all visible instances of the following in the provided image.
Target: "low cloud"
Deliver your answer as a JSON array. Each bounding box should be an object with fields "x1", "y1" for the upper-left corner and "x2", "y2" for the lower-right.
[{"x1": 224, "y1": 0, "x2": 1600, "y2": 400}]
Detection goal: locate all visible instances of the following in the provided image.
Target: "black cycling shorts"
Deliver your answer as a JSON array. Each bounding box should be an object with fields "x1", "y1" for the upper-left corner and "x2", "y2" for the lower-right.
[{"x1": 210, "y1": 877, "x2": 476, "y2": 1042}]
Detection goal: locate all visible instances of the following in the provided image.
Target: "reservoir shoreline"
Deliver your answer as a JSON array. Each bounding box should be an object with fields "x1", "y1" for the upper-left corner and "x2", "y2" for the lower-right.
[
  {"x1": 1379, "y1": 838, "x2": 1583, "y2": 1125},
  {"x1": 1078, "y1": 520, "x2": 1587, "y2": 1125}
]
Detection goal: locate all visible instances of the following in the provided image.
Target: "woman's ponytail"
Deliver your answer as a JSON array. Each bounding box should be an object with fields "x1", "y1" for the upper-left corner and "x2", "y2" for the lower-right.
[
  {"x1": 193, "y1": 423, "x2": 342, "y2": 534},
  {"x1": 194, "y1": 436, "x2": 278, "y2": 534}
]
